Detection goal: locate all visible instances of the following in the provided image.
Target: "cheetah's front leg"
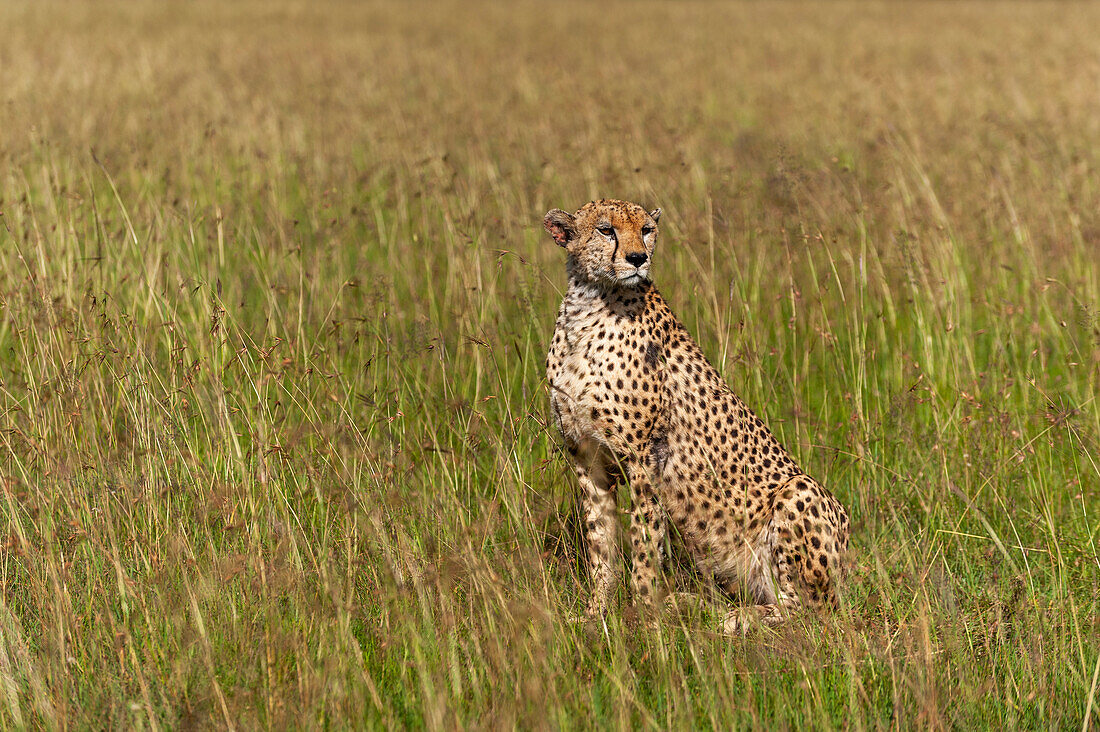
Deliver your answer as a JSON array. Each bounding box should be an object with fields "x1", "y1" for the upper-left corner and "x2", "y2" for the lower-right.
[
  {"x1": 571, "y1": 441, "x2": 622, "y2": 618},
  {"x1": 626, "y1": 460, "x2": 667, "y2": 611}
]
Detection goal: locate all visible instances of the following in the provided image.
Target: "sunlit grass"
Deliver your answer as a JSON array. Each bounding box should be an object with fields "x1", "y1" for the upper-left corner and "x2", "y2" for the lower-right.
[{"x1": 0, "y1": 0, "x2": 1097, "y2": 727}]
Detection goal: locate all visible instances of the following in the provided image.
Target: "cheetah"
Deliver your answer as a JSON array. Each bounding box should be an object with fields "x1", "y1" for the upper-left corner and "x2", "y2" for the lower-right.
[{"x1": 543, "y1": 199, "x2": 850, "y2": 634}]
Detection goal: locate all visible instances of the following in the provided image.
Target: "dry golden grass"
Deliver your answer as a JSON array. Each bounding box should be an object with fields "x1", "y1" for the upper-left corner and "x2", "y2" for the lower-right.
[{"x1": 0, "y1": 0, "x2": 1097, "y2": 727}]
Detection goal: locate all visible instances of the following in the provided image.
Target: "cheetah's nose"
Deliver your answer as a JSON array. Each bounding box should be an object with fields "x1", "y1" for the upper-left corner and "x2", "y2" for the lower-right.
[{"x1": 625, "y1": 252, "x2": 648, "y2": 267}]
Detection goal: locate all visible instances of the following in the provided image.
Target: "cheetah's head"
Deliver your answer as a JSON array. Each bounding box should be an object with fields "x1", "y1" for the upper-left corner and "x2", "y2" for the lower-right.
[{"x1": 543, "y1": 199, "x2": 661, "y2": 288}]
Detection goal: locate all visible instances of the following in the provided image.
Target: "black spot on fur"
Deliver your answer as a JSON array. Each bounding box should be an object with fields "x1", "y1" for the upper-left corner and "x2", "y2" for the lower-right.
[{"x1": 644, "y1": 340, "x2": 661, "y2": 368}]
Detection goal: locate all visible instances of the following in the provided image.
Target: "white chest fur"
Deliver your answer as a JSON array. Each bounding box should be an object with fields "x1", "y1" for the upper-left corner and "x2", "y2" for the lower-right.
[{"x1": 547, "y1": 281, "x2": 648, "y2": 453}]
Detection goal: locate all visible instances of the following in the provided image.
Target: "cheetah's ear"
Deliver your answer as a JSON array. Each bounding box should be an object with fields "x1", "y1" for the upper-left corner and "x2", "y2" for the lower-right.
[
  {"x1": 543, "y1": 209, "x2": 577, "y2": 247},
  {"x1": 649, "y1": 207, "x2": 662, "y2": 224}
]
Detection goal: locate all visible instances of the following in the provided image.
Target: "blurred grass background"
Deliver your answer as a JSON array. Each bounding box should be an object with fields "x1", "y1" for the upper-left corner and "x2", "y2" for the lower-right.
[{"x1": 0, "y1": 0, "x2": 1097, "y2": 727}]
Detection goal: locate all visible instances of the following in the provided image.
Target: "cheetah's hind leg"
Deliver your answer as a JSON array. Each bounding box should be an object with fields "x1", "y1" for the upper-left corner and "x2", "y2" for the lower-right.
[
  {"x1": 719, "y1": 549, "x2": 805, "y2": 636},
  {"x1": 722, "y1": 478, "x2": 846, "y2": 635}
]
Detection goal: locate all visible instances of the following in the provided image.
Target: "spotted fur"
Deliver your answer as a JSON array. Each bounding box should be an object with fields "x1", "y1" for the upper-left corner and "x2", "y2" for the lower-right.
[{"x1": 544, "y1": 199, "x2": 850, "y2": 633}]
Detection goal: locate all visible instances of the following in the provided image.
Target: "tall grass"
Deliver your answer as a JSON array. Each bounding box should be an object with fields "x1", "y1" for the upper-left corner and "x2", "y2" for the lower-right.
[{"x1": 0, "y1": 0, "x2": 1097, "y2": 727}]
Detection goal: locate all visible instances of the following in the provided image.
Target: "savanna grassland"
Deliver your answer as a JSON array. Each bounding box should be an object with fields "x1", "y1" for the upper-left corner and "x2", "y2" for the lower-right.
[{"x1": 0, "y1": 1, "x2": 1098, "y2": 728}]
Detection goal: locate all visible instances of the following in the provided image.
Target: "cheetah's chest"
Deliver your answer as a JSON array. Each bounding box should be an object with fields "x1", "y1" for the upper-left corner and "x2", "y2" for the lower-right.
[{"x1": 547, "y1": 302, "x2": 661, "y2": 453}]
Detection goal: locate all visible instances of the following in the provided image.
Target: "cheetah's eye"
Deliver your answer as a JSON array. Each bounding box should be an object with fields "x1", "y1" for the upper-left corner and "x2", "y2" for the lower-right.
[
  {"x1": 597, "y1": 225, "x2": 614, "y2": 237},
  {"x1": 642, "y1": 226, "x2": 655, "y2": 236}
]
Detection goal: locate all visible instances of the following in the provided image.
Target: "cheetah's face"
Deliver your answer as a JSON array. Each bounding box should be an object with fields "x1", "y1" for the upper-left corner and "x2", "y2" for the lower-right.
[{"x1": 543, "y1": 199, "x2": 661, "y2": 288}]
